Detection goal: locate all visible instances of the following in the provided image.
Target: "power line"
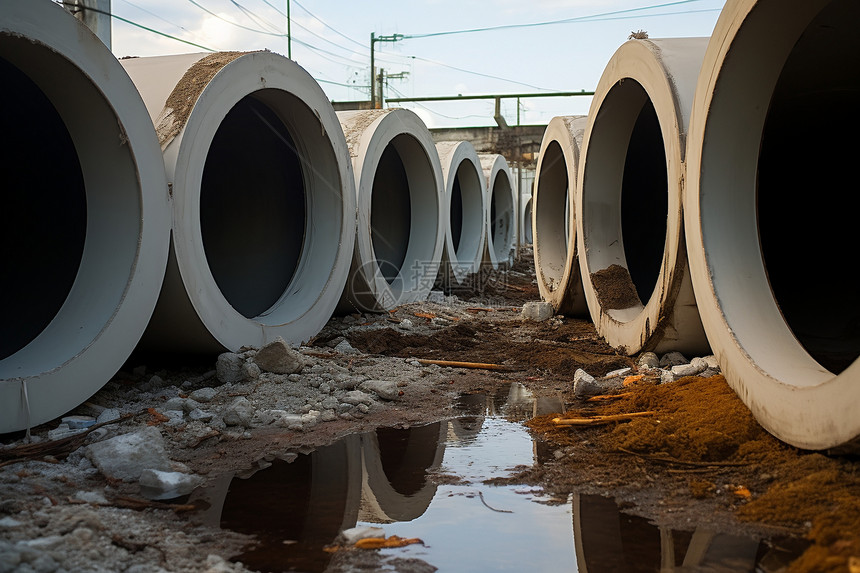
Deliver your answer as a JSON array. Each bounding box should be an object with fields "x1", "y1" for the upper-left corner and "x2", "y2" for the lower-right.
[
  {"x1": 60, "y1": 1, "x2": 217, "y2": 51},
  {"x1": 291, "y1": 0, "x2": 368, "y2": 49},
  {"x1": 403, "y1": 0, "x2": 714, "y2": 39},
  {"x1": 407, "y1": 55, "x2": 556, "y2": 92}
]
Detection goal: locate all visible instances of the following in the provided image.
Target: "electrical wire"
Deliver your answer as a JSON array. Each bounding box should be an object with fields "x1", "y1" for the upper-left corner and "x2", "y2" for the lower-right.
[
  {"x1": 59, "y1": 1, "x2": 217, "y2": 51},
  {"x1": 407, "y1": 55, "x2": 556, "y2": 92},
  {"x1": 404, "y1": 0, "x2": 716, "y2": 38}
]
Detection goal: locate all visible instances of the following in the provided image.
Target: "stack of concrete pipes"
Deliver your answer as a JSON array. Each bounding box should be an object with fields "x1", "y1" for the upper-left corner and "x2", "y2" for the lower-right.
[
  {"x1": 0, "y1": 0, "x2": 519, "y2": 433},
  {"x1": 533, "y1": 0, "x2": 860, "y2": 451}
]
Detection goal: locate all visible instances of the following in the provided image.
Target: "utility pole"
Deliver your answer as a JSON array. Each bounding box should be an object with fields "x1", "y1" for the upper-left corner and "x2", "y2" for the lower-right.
[
  {"x1": 376, "y1": 70, "x2": 408, "y2": 108},
  {"x1": 68, "y1": 0, "x2": 112, "y2": 49},
  {"x1": 370, "y1": 33, "x2": 404, "y2": 108},
  {"x1": 286, "y1": 0, "x2": 291, "y2": 59}
]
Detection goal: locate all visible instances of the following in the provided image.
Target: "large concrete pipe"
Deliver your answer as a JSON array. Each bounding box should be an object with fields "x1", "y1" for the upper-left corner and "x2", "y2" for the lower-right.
[
  {"x1": 479, "y1": 154, "x2": 517, "y2": 269},
  {"x1": 121, "y1": 52, "x2": 355, "y2": 353},
  {"x1": 533, "y1": 116, "x2": 588, "y2": 316},
  {"x1": 576, "y1": 39, "x2": 709, "y2": 355},
  {"x1": 436, "y1": 141, "x2": 488, "y2": 287},
  {"x1": 685, "y1": 0, "x2": 860, "y2": 450},
  {"x1": 336, "y1": 109, "x2": 444, "y2": 313},
  {"x1": 0, "y1": 1, "x2": 170, "y2": 433},
  {"x1": 521, "y1": 195, "x2": 533, "y2": 245}
]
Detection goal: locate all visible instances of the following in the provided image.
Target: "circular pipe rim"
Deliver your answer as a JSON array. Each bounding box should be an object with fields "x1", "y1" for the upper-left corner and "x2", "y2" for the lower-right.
[
  {"x1": 479, "y1": 154, "x2": 517, "y2": 270},
  {"x1": 577, "y1": 38, "x2": 708, "y2": 354},
  {"x1": 436, "y1": 141, "x2": 488, "y2": 286},
  {"x1": 533, "y1": 116, "x2": 587, "y2": 314},
  {"x1": 685, "y1": 0, "x2": 860, "y2": 450},
  {"x1": 125, "y1": 52, "x2": 356, "y2": 350},
  {"x1": 337, "y1": 108, "x2": 445, "y2": 312},
  {"x1": 0, "y1": 0, "x2": 170, "y2": 432}
]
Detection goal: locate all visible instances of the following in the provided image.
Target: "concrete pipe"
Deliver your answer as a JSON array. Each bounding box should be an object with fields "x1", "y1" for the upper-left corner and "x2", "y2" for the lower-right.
[
  {"x1": 685, "y1": 0, "x2": 860, "y2": 450},
  {"x1": 479, "y1": 154, "x2": 517, "y2": 269},
  {"x1": 436, "y1": 141, "x2": 488, "y2": 287},
  {"x1": 0, "y1": 1, "x2": 171, "y2": 433},
  {"x1": 121, "y1": 52, "x2": 355, "y2": 353},
  {"x1": 532, "y1": 116, "x2": 588, "y2": 316},
  {"x1": 358, "y1": 422, "x2": 446, "y2": 523},
  {"x1": 521, "y1": 195, "x2": 533, "y2": 245},
  {"x1": 576, "y1": 39, "x2": 709, "y2": 355},
  {"x1": 336, "y1": 109, "x2": 444, "y2": 313}
]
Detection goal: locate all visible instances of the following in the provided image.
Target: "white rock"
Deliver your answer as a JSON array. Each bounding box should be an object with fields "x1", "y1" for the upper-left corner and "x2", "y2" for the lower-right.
[
  {"x1": 216, "y1": 352, "x2": 246, "y2": 384},
  {"x1": 671, "y1": 359, "x2": 707, "y2": 377},
  {"x1": 521, "y1": 301, "x2": 554, "y2": 321},
  {"x1": 605, "y1": 367, "x2": 632, "y2": 378},
  {"x1": 253, "y1": 337, "x2": 305, "y2": 374},
  {"x1": 189, "y1": 387, "x2": 217, "y2": 403},
  {"x1": 96, "y1": 408, "x2": 121, "y2": 424},
  {"x1": 139, "y1": 469, "x2": 203, "y2": 500},
  {"x1": 62, "y1": 415, "x2": 96, "y2": 430},
  {"x1": 660, "y1": 370, "x2": 677, "y2": 384},
  {"x1": 637, "y1": 352, "x2": 660, "y2": 369},
  {"x1": 71, "y1": 490, "x2": 108, "y2": 505},
  {"x1": 360, "y1": 379, "x2": 400, "y2": 401},
  {"x1": 399, "y1": 319, "x2": 414, "y2": 330},
  {"x1": 188, "y1": 408, "x2": 214, "y2": 422},
  {"x1": 222, "y1": 397, "x2": 255, "y2": 427},
  {"x1": 48, "y1": 423, "x2": 85, "y2": 441},
  {"x1": 87, "y1": 426, "x2": 172, "y2": 481},
  {"x1": 334, "y1": 340, "x2": 360, "y2": 355},
  {"x1": 573, "y1": 369, "x2": 600, "y2": 398},
  {"x1": 0, "y1": 517, "x2": 21, "y2": 528},
  {"x1": 341, "y1": 390, "x2": 374, "y2": 406},
  {"x1": 703, "y1": 355, "x2": 720, "y2": 370}
]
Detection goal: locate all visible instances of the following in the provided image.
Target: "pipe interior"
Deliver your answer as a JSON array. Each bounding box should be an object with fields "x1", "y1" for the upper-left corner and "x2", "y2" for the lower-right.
[
  {"x1": 758, "y1": 0, "x2": 860, "y2": 374},
  {"x1": 450, "y1": 177, "x2": 463, "y2": 252},
  {"x1": 0, "y1": 36, "x2": 141, "y2": 378},
  {"x1": 621, "y1": 97, "x2": 668, "y2": 303},
  {"x1": 534, "y1": 141, "x2": 569, "y2": 284},
  {"x1": 490, "y1": 170, "x2": 514, "y2": 260},
  {"x1": 453, "y1": 161, "x2": 484, "y2": 262},
  {"x1": 523, "y1": 199, "x2": 533, "y2": 244},
  {"x1": 582, "y1": 79, "x2": 668, "y2": 309},
  {"x1": 201, "y1": 93, "x2": 305, "y2": 320},
  {"x1": 371, "y1": 141, "x2": 411, "y2": 284},
  {"x1": 0, "y1": 57, "x2": 87, "y2": 360}
]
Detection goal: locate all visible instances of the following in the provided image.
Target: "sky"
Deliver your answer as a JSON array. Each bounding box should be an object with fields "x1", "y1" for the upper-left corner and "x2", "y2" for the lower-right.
[{"x1": 99, "y1": 0, "x2": 727, "y2": 128}]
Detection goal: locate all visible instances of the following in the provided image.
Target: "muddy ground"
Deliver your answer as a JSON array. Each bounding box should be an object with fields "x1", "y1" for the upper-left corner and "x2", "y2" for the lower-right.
[{"x1": 1, "y1": 248, "x2": 858, "y2": 573}]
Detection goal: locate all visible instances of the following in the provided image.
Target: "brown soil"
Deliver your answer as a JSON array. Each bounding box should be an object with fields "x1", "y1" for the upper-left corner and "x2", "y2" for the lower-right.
[
  {"x1": 156, "y1": 51, "x2": 247, "y2": 147},
  {"x1": 512, "y1": 375, "x2": 860, "y2": 573},
  {"x1": 591, "y1": 263, "x2": 641, "y2": 309}
]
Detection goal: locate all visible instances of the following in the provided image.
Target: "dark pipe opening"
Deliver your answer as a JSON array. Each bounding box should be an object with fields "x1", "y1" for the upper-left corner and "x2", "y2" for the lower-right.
[
  {"x1": 201, "y1": 93, "x2": 305, "y2": 319},
  {"x1": 371, "y1": 139, "x2": 411, "y2": 284},
  {"x1": 759, "y1": 0, "x2": 860, "y2": 374},
  {"x1": 450, "y1": 177, "x2": 463, "y2": 253},
  {"x1": 0, "y1": 57, "x2": 86, "y2": 360},
  {"x1": 535, "y1": 141, "x2": 569, "y2": 281},
  {"x1": 621, "y1": 96, "x2": 668, "y2": 304}
]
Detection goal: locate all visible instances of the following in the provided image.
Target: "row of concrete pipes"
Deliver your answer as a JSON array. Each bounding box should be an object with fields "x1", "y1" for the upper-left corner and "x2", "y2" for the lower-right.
[
  {"x1": 0, "y1": 0, "x2": 518, "y2": 433},
  {"x1": 532, "y1": 0, "x2": 860, "y2": 451}
]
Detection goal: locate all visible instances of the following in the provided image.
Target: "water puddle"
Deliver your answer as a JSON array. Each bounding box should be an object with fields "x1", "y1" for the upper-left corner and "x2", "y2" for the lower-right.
[{"x1": 188, "y1": 383, "x2": 805, "y2": 572}]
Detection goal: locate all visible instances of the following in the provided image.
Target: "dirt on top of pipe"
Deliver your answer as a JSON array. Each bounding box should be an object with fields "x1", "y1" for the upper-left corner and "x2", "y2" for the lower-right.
[
  {"x1": 591, "y1": 263, "x2": 641, "y2": 310},
  {"x1": 340, "y1": 110, "x2": 389, "y2": 158},
  {"x1": 155, "y1": 51, "x2": 248, "y2": 148}
]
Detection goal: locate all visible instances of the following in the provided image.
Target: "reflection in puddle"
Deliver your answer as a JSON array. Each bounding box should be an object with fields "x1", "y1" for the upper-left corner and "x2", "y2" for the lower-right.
[{"x1": 190, "y1": 383, "x2": 805, "y2": 572}]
